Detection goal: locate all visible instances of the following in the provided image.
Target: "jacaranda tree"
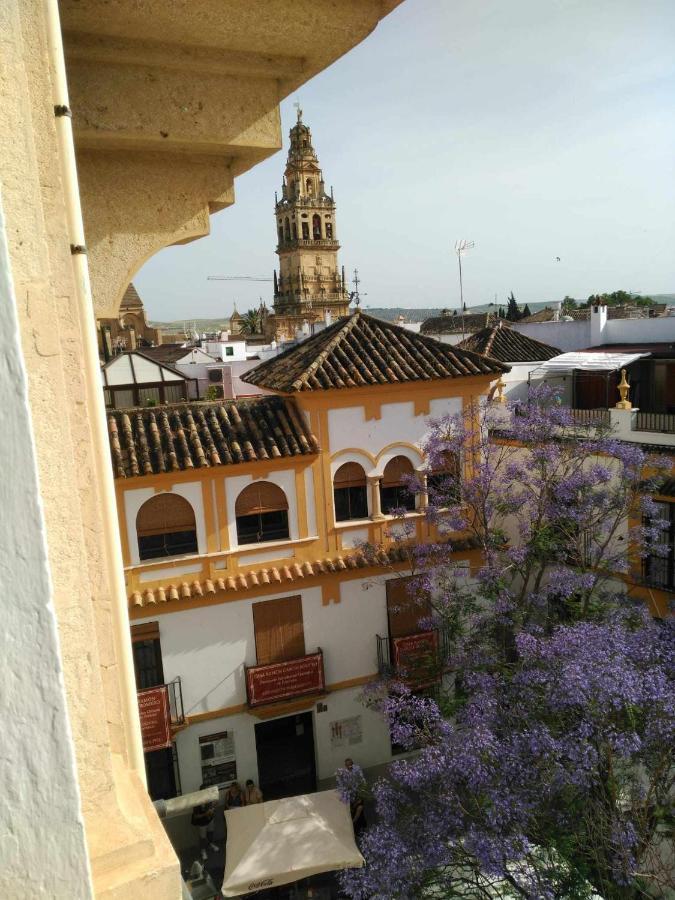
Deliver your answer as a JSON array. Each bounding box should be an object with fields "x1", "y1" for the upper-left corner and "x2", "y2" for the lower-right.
[{"x1": 339, "y1": 388, "x2": 674, "y2": 899}]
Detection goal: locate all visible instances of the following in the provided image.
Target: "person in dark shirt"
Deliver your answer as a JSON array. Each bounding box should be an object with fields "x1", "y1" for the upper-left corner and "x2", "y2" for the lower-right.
[
  {"x1": 192, "y1": 783, "x2": 218, "y2": 861},
  {"x1": 224, "y1": 781, "x2": 245, "y2": 810}
]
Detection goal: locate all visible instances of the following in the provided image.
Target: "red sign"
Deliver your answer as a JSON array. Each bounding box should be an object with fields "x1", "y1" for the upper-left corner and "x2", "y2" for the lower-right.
[
  {"x1": 246, "y1": 652, "x2": 325, "y2": 708},
  {"x1": 392, "y1": 631, "x2": 439, "y2": 687},
  {"x1": 137, "y1": 685, "x2": 172, "y2": 752}
]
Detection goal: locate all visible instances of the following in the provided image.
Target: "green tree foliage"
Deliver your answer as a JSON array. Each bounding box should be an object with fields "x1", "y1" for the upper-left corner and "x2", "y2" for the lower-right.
[
  {"x1": 583, "y1": 291, "x2": 654, "y2": 308},
  {"x1": 561, "y1": 295, "x2": 578, "y2": 315},
  {"x1": 239, "y1": 309, "x2": 262, "y2": 335},
  {"x1": 506, "y1": 291, "x2": 521, "y2": 321}
]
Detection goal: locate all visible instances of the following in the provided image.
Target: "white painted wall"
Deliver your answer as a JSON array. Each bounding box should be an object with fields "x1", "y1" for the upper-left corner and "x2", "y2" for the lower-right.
[
  {"x1": 510, "y1": 319, "x2": 590, "y2": 352},
  {"x1": 328, "y1": 397, "x2": 463, "y2": 465},
  {"x1": 141, "y1": 575, "x2": 396, "y2": 797},
  {"x1": 0, "y1": 196, "x2": 92, "y2": 896},
  {"x1": 511, "y1": 313, "x2": 675, "y2": 352}
]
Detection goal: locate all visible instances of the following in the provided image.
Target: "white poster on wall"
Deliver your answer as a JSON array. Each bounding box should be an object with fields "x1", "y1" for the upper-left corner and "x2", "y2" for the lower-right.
[{"x1": 330, "y1": 716, "x2": 363, "y2": 749}]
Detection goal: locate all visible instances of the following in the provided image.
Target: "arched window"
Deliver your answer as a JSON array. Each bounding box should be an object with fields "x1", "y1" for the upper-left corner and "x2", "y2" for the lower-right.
[
  {"x1": 427, "y1": 452, "x2": 461, "y2": 504},
  {"x1": 284, "y1": 217, "x2": 291, "y2": 240},
  {"x1": 333, "y1": 462, "x2": 368, "y2": 522},
  {"x1": 278, "y1": 226, "x2": 284, "y2": 244},
  {"x1": 312, "y1": 214, "x2": 322, "y2": 239},
  {"x1": 235, "y1": 482, "x2": 289, "y2": 545},
  {"x1": 325, "y1": 221, "x2": 333, "y2": 239},
  {"x1": 380, "y1": 456, "x2": 415, "y2": 514},
  {"x1": 306, "y1": 178, "x2": 314, "y2": 195},
  {"x1": 301, "y1": 221, "x2": 309, "y2": 240},
  {"x1": 292, "y1": 221, "x2": 297, "y2": 240},
  {"x1": 136, "y1": 493, "x2": 198, "y2": 561}
]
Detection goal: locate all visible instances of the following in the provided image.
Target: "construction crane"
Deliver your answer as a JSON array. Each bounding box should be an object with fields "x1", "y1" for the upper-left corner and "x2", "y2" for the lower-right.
[{"x1": 207, "y1": 275, "x2": 273, "y2": 282}]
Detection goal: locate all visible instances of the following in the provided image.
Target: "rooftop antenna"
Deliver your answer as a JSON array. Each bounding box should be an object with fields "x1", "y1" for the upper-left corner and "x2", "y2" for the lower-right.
[{"x1": 455, "y1": 239, "x2": 475, "y2": 340}]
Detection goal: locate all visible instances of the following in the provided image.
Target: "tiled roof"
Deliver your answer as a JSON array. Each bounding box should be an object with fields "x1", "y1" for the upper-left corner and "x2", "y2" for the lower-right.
[
  {"x1": 243, "y1": 310, "x2": 508, "y2": 393},
  {"x1": 519, "y1": 307, "x2": 590, "y2": 323},
  {"x1": 108, "y1": 397, "x2": 318, "y2": 478},
  {"x1": 136, "y1": 344, "x2": 214, "y2": 364},
  {"x1": 519, "y1": 305, "x2": 667, "y2": 324},
  {"x1": 458, "y1": 324, "x2": 560, "y2": 362},
  {"x1": 129, "y1": 537, "x2": 481, "y2": 609},
  {"x1": 121, "y1": 283, "x2": 143, "y2": 310},
  {"x1": 420, "y1": 312, "x2": 501, "y2": 335}
]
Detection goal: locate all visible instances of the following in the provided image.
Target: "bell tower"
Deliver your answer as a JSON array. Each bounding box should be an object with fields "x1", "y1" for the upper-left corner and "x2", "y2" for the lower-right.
[{"x1": 272, "y1": 106, "x2": 350, "y2": 340}]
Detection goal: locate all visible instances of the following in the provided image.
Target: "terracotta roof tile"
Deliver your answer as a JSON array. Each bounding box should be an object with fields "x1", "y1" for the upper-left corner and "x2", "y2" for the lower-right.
[
  {"x1": 420, "y1": 312, "x2": 502, "y2": 335},
  {"x1": 458, "y1": 324, "x2": 560, "y2": 362},
  {"x1": 108, "y1": 397, "x2": 318, "y2": 478},
  {"x1": 129, "y1": 537, "x2": 481, "y2": 609},
  {"x1": 120, "y1": 282, "x2": 143, "y2": 310},
  {"x1": 243, "y1": 310, "x2": 508, "y2": 393}
]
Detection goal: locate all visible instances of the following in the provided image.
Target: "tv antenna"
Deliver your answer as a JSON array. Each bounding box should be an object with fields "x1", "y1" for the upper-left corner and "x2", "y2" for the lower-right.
[{"x1": 454, "y1": 240, "x2": 475, "y2": 340}]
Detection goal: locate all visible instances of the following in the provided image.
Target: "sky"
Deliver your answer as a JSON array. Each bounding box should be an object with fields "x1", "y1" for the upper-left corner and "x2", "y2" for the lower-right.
[{"x1": 135, "y1": 0, "x2": 675, "y2": 322}]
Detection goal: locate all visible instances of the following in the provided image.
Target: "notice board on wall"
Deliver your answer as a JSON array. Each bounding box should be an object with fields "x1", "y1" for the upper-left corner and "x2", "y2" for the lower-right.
[{"x1": 199, "y1": 731, "x2": 237, "y2": 787}]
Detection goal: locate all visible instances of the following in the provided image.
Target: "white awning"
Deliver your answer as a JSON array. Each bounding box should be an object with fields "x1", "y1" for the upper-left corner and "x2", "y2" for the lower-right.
[
  {"x1": 221, "y1": 790, "x2": 364, "y2": 897},
  {"x1": 531, "y1": 351, "x2": 649, "y2": 376}
]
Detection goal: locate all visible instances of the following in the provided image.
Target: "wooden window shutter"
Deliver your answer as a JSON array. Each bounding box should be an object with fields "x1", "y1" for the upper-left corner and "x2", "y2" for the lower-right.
[
  {"x1": 386, "y1": 576, "x2": 430, "y2": 638},
  {"x1": 334, "y1": 462, "x2": 366, "y2": 489},
  {"x1": 434, "y1": 451, "x2": 460, "y2": 478},
  {"x1": 382, "y1": 455, "x2": 414, "y2": 487},
  {"x1": 235, "y1": 482, "x2": 288, "y2": 518},
  {"x1": 131, "y1": 621, "x2": 159, "y2": 642},
  {"x1": 253, "y1": 595, "x2": 305, "y2": 664},
  {"x1": 136, "y1": 493, "x2": 196, "y2": 537}
]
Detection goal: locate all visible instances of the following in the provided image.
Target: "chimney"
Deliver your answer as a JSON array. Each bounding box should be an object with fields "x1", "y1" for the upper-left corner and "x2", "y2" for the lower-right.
[{"x1": 590, "y1": 303, "x2": 608, "y2": 346}]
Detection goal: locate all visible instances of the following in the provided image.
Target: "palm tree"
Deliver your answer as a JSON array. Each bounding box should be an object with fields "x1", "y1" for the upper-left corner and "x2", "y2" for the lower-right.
[{"x1": 239, "y1": 309, "x2": 262, "y2": 335}]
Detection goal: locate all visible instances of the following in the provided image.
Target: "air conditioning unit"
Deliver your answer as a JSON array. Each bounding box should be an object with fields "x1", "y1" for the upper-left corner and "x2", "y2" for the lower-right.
[{"x1": 205, "y1": 365, "x2": 234, "y2": 399}]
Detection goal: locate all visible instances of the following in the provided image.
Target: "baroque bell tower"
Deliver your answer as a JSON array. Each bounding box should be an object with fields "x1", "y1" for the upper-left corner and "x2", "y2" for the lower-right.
[{"x1": 272, "y1": 106, "x2": 351, "y2": 340}]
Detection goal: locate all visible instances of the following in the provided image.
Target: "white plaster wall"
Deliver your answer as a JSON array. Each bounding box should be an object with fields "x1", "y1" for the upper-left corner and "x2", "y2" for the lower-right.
[
  {"x1": 605, "y1": 316, "x2": 675, "y2": 344},
  {"x1": 123, "y1": 482, "x2": 206, "y2": 565},
  {"x1": 224, "y1": 469, "x2": 298, "y2": 548},
  {"x1": 328, "y1": 398, "x2": 462, "y2": 464},
  {"x1": 340, "y1": 526, "x2": 370, "y2": 549},
  {"x1": 0, "y1": 196, "x2": 92, "y2": 896},
  {"x1": 173, "y1": 683, "x2": 394, "y2": 798},
  {"x1": 135, "y1": 579, "x2": 390, "y2": 717},
  {"x1": 510, "y1": 320, "x2": 591, "y2": 352},
  {"x1": 138, "y1": 572, "x2": 430, "y2": 803}
]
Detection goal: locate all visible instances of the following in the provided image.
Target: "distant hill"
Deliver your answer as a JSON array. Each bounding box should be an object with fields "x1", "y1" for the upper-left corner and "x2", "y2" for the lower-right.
[{"x1": 150, "y1": 296, "x2": 674, "y2": 331}]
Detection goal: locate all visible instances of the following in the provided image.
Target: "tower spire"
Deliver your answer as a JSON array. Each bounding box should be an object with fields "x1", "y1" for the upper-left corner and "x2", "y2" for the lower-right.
[{"x1": 271, "y1": 109, "x2": 350, "y2": 341}]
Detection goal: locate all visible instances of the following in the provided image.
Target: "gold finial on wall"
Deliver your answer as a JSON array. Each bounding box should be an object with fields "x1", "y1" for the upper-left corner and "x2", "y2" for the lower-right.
[{"x1": 615, "y1": 368, "x2": 632, "y2": 410}]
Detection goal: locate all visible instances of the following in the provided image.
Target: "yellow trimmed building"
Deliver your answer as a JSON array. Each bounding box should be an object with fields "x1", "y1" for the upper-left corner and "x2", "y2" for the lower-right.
[{"x1": 110, "y1": 313, "x2": 507, "y2": 803}]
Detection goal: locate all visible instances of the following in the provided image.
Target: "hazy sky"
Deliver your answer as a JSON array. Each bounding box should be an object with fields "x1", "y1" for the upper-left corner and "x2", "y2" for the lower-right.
[{"x1": 135, "y1": 0, "x2": 675, "y2": 322}]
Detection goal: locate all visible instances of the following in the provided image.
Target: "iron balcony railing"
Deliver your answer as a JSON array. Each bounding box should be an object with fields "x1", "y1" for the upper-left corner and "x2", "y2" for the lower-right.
[
  {"x1": 570, "y1": 408, "x2": 610, "y2": 426},
  {"x1": 633, "y1": 412, "x2": 675, "y2": 434},
  {"x1": 167, "y1": 677, "x2": 185, "y2": 727},
  {"x1": 376, "y1": 629, "x2": 449, "y2": 688}
]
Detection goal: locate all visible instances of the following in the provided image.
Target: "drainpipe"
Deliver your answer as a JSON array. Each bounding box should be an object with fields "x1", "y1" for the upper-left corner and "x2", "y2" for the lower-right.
[{"x1": 43, "y1": 0, "x2": 146, "y2": 783}]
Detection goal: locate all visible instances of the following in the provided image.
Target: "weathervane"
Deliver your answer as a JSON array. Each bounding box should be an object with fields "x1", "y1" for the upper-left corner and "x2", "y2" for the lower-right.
[{"x1": 349, "y1": 268, "x2": 367, "y2": 307}]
